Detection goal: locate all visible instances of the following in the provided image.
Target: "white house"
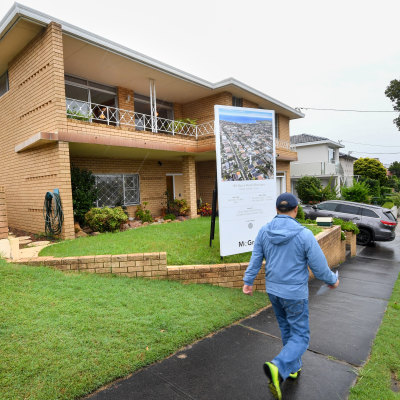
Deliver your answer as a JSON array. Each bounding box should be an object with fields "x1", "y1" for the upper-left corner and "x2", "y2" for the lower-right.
[{"x1": 290, "y1": 134, "x2": 356, "y2": 194}]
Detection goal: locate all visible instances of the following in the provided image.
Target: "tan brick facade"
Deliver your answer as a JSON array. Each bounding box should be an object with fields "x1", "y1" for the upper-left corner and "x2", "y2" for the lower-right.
[
  {"x1": 1, "y1": 19, "x2": 298, "y2": 237},
  {"x1": 0, "y1": 187, "x2": 8, "y2": 239}
]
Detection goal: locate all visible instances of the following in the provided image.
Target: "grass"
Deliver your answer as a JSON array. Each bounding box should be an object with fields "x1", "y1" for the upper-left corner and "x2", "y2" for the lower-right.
[
  {"x1": 40, "y1": 217, "x2": 322, "y2": 264},
  {"x1": 0, "y1": 260, "x2": 267, "y2": 400},
  {"x1": 349, "y1": 272, "x2": 400, "y2": 399}
]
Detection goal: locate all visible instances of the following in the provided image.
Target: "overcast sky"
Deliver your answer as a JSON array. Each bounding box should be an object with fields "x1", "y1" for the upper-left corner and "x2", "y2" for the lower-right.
[{"x1": 2, "y1": 0, "x2": 400, "y2": 165}]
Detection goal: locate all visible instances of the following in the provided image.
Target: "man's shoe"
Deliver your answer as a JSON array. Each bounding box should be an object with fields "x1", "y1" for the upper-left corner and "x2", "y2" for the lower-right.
[
  {"x1": 288, "y1": 369, "x2": 301, "y2": 379},
  {"x1": 263, "y1": 362, "x2": 283, "y2": 400}
]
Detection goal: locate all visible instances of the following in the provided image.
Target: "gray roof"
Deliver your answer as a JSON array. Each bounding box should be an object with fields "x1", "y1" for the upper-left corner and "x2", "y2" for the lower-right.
[
  {"x1": 290, "y1": 134, "x2": 329, "y2": 144},
  {"x1": 339, "y1": 152, "x2": 358, "y2": 161}
]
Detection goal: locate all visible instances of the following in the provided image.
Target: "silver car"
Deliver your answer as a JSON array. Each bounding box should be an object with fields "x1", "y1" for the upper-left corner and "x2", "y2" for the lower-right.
[{"x1": 303, "y1": 200, "x2": 397, "y2": 245}]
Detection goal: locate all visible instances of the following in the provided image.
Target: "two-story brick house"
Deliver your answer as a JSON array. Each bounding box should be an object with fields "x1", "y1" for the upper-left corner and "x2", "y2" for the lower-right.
[{"x1": 0, "y1": 3, "x2": 303, "y2": 239}]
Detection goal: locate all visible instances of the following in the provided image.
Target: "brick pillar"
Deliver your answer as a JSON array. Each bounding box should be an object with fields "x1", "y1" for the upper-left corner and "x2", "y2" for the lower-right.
[
  {"x1": 182, "y1": 156, "x2": 198, "y2": 219},
  {"x1": 0, "y1": 187, "x2": 8, "y2": 239},
  {"x1": 117, "y1": 87, "x2": 134, "y2": 113}
]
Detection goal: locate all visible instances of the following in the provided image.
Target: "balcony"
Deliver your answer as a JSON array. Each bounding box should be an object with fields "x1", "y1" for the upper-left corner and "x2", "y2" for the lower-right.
[
  {"x1": 291, "y1": 161, "x2": 342, "y2": 177},
  {"x1": 66, "y1": 98, "x2": 214, "y2": 139}
]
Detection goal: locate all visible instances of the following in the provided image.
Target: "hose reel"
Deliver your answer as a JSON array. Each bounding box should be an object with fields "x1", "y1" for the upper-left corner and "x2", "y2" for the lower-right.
[{"x1": 43, "y1": 189, "x2": 64, "y2": 236}]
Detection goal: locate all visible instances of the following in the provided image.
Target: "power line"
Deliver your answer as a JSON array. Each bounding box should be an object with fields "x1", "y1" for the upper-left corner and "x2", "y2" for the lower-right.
[
  {"x1": 350, "y1": 150, "x2": 400, "y2": 155},
  {"x1": 297, "y1": 107, "x2": 397, "y2": 113},
  {"x1": 340, "y1": 140, "x2": 400, "y2": 148}
]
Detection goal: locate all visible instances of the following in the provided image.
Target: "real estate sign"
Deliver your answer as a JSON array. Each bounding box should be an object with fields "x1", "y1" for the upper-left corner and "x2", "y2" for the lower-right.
[{"x1": 214, "y1": 105, "x2": 277, "y2": 256}]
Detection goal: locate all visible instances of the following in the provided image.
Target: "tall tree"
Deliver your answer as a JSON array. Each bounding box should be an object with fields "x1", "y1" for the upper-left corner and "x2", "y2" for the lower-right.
[
  {"x1": 389, "y1": 161, "x2": 400, "y2": 178},
  {"x1": 385, "y1": 79, "x2": 400, "y2": 130},
  {"x1": 354, "y1": 158, "x2": 387, "y2": 184}
]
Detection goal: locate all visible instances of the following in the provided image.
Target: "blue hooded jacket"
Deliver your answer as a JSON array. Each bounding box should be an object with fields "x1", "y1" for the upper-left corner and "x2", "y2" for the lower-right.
[{"x1": 243, "y1": 215, "x2": 337, "y2": 300}]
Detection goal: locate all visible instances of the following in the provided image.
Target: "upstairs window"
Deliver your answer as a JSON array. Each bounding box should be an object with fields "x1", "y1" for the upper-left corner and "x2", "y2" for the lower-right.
[
  {"x1": 0, "y1": 71, "x2": 9, "y2": 97},
  {"x1": 328, "y1": 148, "x2": 336, "y2": 163},
  {"x1": 232, "y1": 96, "x2": 243, "y2": 107},
  {"x1": 275, "y1": 114, "x2": 280, "y2": 139}
]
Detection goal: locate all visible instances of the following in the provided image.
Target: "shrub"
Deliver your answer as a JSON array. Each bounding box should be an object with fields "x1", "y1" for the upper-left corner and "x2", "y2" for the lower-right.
[
  {"x1": 382, "y1": 201, "x2": 394, "y2": 209},
  {"x1": 296, "y1": 204, "x2": 305, "y2": 220},
  {"x1": 135, "y1": 202, "x2": 153, "y2": 223},
  {"x1": 341, "y1": 181, "x2": 370, "y2": 203},
  {"x1": 164, "y1": 213, "x2": 176, "y2": 220},
  {"x1": 71, "y1": 166, "x2": 98, "y2": 225},
  {"x1": 296, "y1": 176, "x2": 337, "y2": 204},
  {"x1": 85, "y1": 207, "x2": 128, "y2": 232},
  {"x1": 332, "y1": 218, "x2": 360, "y2": 235},
  {"x1": 198, "y1": 203, "x2": 212, "y2": 217},
  {"x1": 168, "y1": 199, "x2": 189, "y2": 216},
  {"x1": 389, "y1": 193, "x2": 400, "y2": 207}
]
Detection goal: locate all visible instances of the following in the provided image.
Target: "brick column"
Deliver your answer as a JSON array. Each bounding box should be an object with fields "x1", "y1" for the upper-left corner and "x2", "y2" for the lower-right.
[
  {"x1": 182, "y1": 156, "x2": 198, "y2": 219},
  {"x1": 0, "y1": 187, "x2": 8, "y2": 239}
]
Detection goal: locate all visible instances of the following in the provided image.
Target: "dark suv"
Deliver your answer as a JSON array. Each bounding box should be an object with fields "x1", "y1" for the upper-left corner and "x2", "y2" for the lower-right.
[{"x1": 303, "y1": 200, "x2": 397, "y2": 245}]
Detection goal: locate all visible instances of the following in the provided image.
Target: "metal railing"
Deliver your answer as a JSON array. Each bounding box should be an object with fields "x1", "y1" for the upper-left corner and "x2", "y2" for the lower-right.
[
  {"x1": 66, "y1": 98, "x2": 214, "y2": 138},
  {"x1": 290, "y1": 161, "x2": 342, "y2": 177}
]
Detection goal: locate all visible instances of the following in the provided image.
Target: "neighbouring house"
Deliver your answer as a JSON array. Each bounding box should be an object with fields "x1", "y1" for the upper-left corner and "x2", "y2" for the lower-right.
[
  {"x1": 0, "y1": 4, "x2": 303, "y2": 239},
  {"x1": 290, "y1": 134, "x2": 356, "y2": 195},
  {"x1": 339, "y1": 152, "x2": 358, "y2": 186}
]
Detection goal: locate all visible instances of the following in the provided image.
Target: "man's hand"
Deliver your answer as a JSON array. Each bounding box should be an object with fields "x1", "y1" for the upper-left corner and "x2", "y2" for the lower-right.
[
  {"x1": 243, "y1": 284, "x2": 253, "y2": 296},
  {"x1": 328, "y1": 279, "x2": 339, "y2": 289}
]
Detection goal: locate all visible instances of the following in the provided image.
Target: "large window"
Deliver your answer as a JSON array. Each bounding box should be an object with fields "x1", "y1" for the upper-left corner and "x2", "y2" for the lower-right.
[
  {"x1": 0, "y1": 71, "x2": 9, "y2": 97},
  {"x1": 65, "y1": 74, "x2": 118, "y2": 124},
  {"x1": 328, "y1": 148, "x2": 336, "y2": 163},
  {"x1": 95, "y1": 174, "x2": 140, "y2": 207}
]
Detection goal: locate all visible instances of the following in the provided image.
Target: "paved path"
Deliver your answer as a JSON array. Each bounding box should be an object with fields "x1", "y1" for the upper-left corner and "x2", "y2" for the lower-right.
[{"x1": 88, "y1": 227, "x2": 400, "y2": 400}]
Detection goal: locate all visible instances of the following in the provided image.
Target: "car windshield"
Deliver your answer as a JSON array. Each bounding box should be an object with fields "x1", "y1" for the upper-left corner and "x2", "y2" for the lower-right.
[{"x1": 318, "y1": 202, "x2": 337, "y2": 211}]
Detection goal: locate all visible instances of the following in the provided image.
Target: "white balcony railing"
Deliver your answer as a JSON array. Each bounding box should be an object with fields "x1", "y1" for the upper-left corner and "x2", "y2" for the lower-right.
[
  {"x1": 275, "y1": 139, "x2": 292, "y2": 150},
  {"x1": 66, "y1": 98, "x2": 214, "y2": 138},
  {"x1": 291, "y1": 161, "x2": 342, "y2": 177}
]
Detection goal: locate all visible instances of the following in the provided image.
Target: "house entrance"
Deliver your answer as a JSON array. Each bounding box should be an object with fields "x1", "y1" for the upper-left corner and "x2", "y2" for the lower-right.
[{"x1": 166, "y1": 174, "x2": 184, "y2": 200}]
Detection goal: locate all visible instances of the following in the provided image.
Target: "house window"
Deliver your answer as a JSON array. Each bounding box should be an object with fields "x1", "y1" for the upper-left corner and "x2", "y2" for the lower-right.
[
  {"x1": 328, "y1": 148, "x2": 335, "y2": 163},
  {"x1": 95, "y1": 174, "x2": 140, "y2": 207},
  {"x1": 134, "y1": 93, "x2": 174, "y2": 131},
  {"x1": 0, "y1": 71, "x2": 9, "y2": 97},
  {"x1": 65, "y1": 74, "x2": 118, "y2": 124},
  {"x1": 275, "y1": 114, "x2": 279, "y2": 139},
  {"x1": 232, "y1": 96, "x2": 243, "y2": 107}
]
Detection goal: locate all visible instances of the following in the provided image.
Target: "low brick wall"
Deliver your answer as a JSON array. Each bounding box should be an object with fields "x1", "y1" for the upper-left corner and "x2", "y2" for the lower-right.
[
  {"x1": 0, "y1": 187, "x2": 8, "y2": 239},
  {"x1": 13, "y1": 226, "x2": 346, "y2": 292}
]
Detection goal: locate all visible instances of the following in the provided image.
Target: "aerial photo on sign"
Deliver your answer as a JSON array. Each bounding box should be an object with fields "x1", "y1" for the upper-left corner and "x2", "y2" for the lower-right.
[{"x1": 219, "y1": 108, "x2": 274, "y2": 181}]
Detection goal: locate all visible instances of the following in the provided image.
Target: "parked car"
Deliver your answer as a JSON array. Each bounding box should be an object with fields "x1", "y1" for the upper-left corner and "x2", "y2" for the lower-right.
[{"x1": 302, "y1": 200, "x2": 397, "y2": 245}]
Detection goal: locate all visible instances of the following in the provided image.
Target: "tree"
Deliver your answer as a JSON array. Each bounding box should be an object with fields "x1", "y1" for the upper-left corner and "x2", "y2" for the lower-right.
[
  {"x1": 70, "y1": 166, "x2": 98, "y2": 225},
  {"x1": 353, "y1": 158, "x2": 387, "y2": 185},
  {"x1": 385, "y1": 79, "x2": 400, "y2": 130},
  {"x1": 389, "y1": 161, "x2": 400, "y2": 178}
]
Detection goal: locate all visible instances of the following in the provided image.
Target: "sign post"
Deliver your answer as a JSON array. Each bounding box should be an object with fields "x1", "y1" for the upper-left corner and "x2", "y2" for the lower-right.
[{"x1": 214, "y1": 106, "x2": 277, "y2": 257}]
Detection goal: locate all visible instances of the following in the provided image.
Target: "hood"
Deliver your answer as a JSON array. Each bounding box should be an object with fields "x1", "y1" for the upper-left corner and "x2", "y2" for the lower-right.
[{"x1": 265, "y1": 215, "x2": 304, "y2": 245}]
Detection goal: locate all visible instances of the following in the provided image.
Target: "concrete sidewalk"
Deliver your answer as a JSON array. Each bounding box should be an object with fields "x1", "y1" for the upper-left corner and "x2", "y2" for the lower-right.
[{"x1": 88, "y1": 236, "x2": 400, "y2": 400}]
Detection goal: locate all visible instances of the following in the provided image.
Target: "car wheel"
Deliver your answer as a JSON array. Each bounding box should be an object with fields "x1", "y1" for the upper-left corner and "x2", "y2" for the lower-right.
[{"x1": 357, "y1": 228, "x2": 372, "y2": 246}]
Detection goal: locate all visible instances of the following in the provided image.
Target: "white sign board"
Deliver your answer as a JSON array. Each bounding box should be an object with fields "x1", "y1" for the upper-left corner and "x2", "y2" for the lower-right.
[{"x1": 214, "y1": 105, "x2": 277, "y2": 256}]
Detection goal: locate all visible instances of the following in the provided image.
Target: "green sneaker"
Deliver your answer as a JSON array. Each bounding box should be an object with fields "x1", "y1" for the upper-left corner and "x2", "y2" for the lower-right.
[
  {"x1": 263, "y1": 362, "x2": 283, "y2": 400},
  {"x1": 288, "y1": 368, "x2": 301, "y2": 379}
]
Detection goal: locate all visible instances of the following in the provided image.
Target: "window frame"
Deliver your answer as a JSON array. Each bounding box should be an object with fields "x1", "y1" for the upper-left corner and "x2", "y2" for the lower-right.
[
  {"x1": 94, "y1": 173, "x2": 140, "y2": 207},
  {"x1": 232, "y1": 96, "x2": 243, "y2": 107}
]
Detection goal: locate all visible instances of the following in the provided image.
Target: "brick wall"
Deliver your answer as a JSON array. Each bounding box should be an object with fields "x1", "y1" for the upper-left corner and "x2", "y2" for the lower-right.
[
  {"x1": 0, "y1": 23, "x2": 75, "y2": 239},
  {"x1": 0, "y1": 187, "x2": 8, "y2": 239},
  {"x1": 196, "y1": 161, "x2": 217, "y2": 205},
  {"x1": 13, "y1": 226, "x2": 344, "y2": 292}
]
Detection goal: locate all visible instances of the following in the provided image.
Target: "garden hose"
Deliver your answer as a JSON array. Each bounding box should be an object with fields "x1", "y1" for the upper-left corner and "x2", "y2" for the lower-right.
[{"x1": 43, "y1": 189, "x2": 64, "y2": 236}]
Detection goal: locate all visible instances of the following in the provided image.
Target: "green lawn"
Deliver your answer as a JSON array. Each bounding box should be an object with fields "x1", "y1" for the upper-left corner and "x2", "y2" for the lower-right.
[
  {"x1": 40, "y1": 217, "x2": 322, "y2": 264},
  {"x1": 0, "y1": 260, "x2": 267, "y2": 400},
  {"x1": 349, "y1": 272, "x2": 400, "y2": 399}
]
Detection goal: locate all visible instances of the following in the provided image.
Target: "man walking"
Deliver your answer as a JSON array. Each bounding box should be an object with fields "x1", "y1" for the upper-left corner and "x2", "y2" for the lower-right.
[{"x1": 243, "y1": 193, "x2": 339, "y2": 399}]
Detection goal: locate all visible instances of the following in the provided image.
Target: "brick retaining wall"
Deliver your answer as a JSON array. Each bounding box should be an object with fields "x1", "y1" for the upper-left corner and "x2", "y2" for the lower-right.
[{"x1": 13, "y1": 226, "x2": 346, "y2": 292}]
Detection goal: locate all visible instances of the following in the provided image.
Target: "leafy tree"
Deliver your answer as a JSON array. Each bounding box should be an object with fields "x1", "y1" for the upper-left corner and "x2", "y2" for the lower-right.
[
  {"x1": 353, "y1": 158, "x2": 387, "y2": 185},
  {"x1": 71, "y1": 166, "x2": 98, "y2": 225},
  {"x1": 341, "y1": 181, "x2": 370, "y2": 203},
  {"x1": 295, "y1": 176, "x2": 337, "y2": 204},
  {"x1": 385, "y1": 79, "x2": 400, "y2": 130},
  {"x1": 389, "y1": 161, "x2": 400, "y2": 178}
]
